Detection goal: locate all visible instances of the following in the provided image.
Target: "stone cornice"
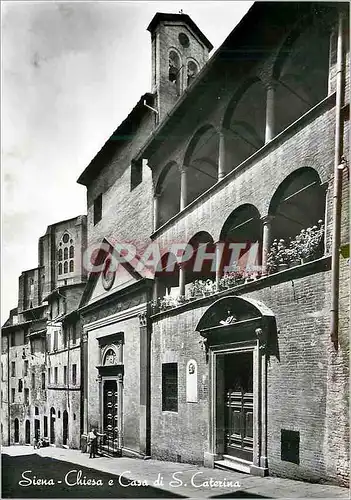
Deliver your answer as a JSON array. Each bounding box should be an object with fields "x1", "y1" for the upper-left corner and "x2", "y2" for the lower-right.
[{"x1": 83, "y1": 302, "x2": 147, "y2": 332}]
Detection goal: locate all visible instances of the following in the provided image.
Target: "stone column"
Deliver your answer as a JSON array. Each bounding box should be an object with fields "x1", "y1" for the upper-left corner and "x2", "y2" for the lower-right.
[
  {"x1": 218, "y1": 131, "x2": 226, "y2": 181},
  {"x1": 261, "y1": 215, "x2": 273, "y2": 277},
  {"x1": 179, "y1": 263, "x2": 186, "y2": 297},
  {"x1": 153, "y1": 193, "x2": 160, "y2": 232},
  {"x1": 265, "y1": 83, "x2": 276, "y2": 144},
  {"x1": 82, "y1": 330, "x2": 89, "y2": 435},
  {"x1": 139, "y1": 311, "x2": 150, "y2": 455},
  {"x1": 180, "y1": 166, "x2": 188, "y2": 211},
  {"x1": 215, "y1": 242, "x2": 224, "y2": 288}
]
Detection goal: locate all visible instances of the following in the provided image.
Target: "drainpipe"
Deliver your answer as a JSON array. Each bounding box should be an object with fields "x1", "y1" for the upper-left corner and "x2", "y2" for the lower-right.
[
  {"x1": 7, "y1": 334, "x2": 10, "y2": 445},
  {"x1": 330, "y1": 10, "x2": 344, "y2": 348}
]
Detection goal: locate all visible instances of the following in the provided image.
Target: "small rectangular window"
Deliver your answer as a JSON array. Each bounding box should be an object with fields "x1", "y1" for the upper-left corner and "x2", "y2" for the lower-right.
[
  {"x1": 72, "y1": 364, "x2": 77, "y2": 385},
  {"x1": 281, "y1": 429, "x2": 300, "y2": 465},
  {"x1": 32, "y1": 372, "x2": 35, "y2": 389},
  {"x1": 24, "y1": 388, "x2": 29, "y2": 405},
  {"x1": 54, "y1": 367, "x2": 58, "y2": 385},
  {"x1": 130, "y1": 159, "x2": 143, "y2": 190},
  {"x1": 41, "y1": 373, "x2": 45, "y2": 390},
  {"x1": 24, "y1": 360, "x2": 28, "y2": 376},
  {"x1": 72, "y1": 324, "x2": 77, "y2": 345},
  {"x1": 53, "y1": 330, "x2": 58, "y2": 351},
  {"x1": 11, "y1": 362, "x2": 16, "y2": 377},
  {"x1": 93, "y1": 194, "x2": 102, "y2": 225},
  {"x1": 63, "y1": 329, "x2": 68, "y2": 348},
  {"x1": 48, "y1": 368, "x2": 51, "y2": 385},
  {"x1": 64, "y1": 366, "x2": 67, "y2": 385},
  {"x1": 162, "y1": 363, "x2": 178, "y2": 412},
  {"x1": 11, "y1": 388, "x2": 15, "y2": 403}
]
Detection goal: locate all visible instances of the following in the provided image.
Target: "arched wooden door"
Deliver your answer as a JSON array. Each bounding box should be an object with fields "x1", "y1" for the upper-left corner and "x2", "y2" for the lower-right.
[
  {"x1": 63, "y1": 410, "x2": 68, "y2": 446},
  {"x1": 50, "y1": 408, "x2": 56, "y2": 444},
  {"x1": 14, "y1": 418, "x2": 19, "y2": 443},
  {"x1": 25, "y1": 420, "x2": 30, "y2": 444}
]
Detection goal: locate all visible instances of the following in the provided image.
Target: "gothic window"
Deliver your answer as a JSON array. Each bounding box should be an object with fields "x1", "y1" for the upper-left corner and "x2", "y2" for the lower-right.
[
  {"x1": 187, "y1": 60, "x2": 198, "y2": 87},
  {"x1": 58, "y1": 232, "x2": 74, "y2": 276}
]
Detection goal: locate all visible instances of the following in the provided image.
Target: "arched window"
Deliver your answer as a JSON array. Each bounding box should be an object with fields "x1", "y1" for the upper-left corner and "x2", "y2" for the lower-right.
[
  {"x1": 169, "y1": 50, "x2": 181, "y2": 94},
  {"x1": 187, "y1": 60, "x2": 198, "y2": 87},
  {"x1": 69, "y1": 245, "x2": 74, "y2": 258},
  {"x1": 64, "y1": 248, "x2": 68, "y2": 260},
  {"x1": 58, "y1": 249, "x2": 63, "y2": 261},
  {"x1": 58, "y1": 263, "x2": 62, "y2": 275},
  {"x1": 64, "y1": 262, "x2": 68, "y2": 274},
  {"x1": 69, "y1": 260, "x2": 74, "y2": 273}
]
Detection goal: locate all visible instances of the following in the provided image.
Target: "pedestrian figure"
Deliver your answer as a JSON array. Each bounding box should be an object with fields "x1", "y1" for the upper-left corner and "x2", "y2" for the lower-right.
[
  {"x1": 88, "y1": 427, "x2": 104, "y2": 458},
  {"x1": 33, "y1": 430, "x2": 41, "y2": 450}
]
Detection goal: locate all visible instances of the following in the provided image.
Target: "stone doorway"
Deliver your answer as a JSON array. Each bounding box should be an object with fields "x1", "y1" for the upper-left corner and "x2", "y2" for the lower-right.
[{"x1": 196, "y1": 295, "x2": 278, "y2": 476}]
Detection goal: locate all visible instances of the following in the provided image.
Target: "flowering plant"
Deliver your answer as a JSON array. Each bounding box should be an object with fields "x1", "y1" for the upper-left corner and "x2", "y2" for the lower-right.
[
  {"x1": 218, "y1": 270, "x2": 245, "y2": 290},
  {"x1": 189, "y1": 279, "x2": 217, "y2": 297}
]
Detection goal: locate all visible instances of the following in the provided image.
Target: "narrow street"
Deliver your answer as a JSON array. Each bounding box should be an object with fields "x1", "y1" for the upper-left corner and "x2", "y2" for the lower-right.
[{"x1": 1, "y1": 453, "x2": 182, "y2": 498}]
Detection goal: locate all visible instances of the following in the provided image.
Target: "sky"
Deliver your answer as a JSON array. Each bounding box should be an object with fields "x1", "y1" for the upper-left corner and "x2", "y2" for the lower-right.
[{"x1": 1, "y1": 0, "x2": 253, "y2": 323}]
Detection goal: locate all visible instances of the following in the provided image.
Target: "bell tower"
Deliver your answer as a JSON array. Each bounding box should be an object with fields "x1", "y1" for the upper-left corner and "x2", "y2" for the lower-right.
[{"x1": 147, "y1": 12, "x2": 213, "y2": 121}]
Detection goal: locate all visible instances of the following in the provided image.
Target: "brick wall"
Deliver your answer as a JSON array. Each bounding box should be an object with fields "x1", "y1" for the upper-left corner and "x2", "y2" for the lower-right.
[{"x1": 150, "y1": 265, "x2": 349, "y2": 485}]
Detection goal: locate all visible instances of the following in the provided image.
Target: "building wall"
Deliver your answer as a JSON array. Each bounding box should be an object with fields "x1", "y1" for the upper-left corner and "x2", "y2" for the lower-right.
[
  {"x1": 150, "y1": 264, "x2": 349, "y2": 485},
  {"x1": 86, "y1": 309, "x2": 143, "y2": 452}
]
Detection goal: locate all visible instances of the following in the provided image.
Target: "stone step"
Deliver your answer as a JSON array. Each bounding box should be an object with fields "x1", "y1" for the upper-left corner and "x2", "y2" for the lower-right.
[{"x1": 215, "y1": 455, "x2": 252, "y2": 474}]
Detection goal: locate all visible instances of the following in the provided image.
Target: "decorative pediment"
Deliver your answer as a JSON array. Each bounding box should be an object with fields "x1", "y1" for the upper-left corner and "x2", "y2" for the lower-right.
[{"x1": 79, "y1": 238, "x2": 145, "y2": 309}]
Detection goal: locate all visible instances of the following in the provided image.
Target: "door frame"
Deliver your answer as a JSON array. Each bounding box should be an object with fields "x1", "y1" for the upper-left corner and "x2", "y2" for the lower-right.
[
  {"x1": 99, "y1": 374, "x2": 123, "y2": 449},
  {"x1": 206, "y1": 338, "x2": 268, "y2": 476}
]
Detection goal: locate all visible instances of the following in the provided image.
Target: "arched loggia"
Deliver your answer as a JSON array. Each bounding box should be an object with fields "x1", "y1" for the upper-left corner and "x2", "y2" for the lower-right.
[
  {"x1": 155, "y1": 162, "x2": 181, "y2": 228},
  {"x1": 219, "y1": 204, "x2": 262, "y2": 278},
  {"x1": 273, "y1": 16, "x2": 331, "y2": 135},
  {"x1": 223, "y1": 78, "x2": 266, "y2": 174},
  {"x1": 184, "y1": 125, "x2": 219, "y2": 205}
]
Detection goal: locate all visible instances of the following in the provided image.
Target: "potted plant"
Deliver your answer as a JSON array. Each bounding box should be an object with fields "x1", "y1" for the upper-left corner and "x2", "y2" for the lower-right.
[
  {"x1": 218, "y1": 270, "x2": 244, "y2": 290},
  {"x1": 267, "y1": 239, "x2": 279, "y2": 274},
  {"x1": 276, "y1": 239, "x2": 289, "y2": 271},
  {"x1": 299, "y1": 220, "x2": 324, "y2": 263}
]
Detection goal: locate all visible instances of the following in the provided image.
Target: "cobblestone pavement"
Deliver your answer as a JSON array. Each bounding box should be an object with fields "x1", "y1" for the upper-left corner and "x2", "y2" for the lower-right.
[{"x1": 2, "y1": 446, "x2": 349, "y2": 498}]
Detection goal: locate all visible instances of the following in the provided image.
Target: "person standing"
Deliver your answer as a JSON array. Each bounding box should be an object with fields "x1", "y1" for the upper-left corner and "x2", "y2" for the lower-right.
[{"x1": 88, "y1": 428, "x2": 98, "y2": 458}]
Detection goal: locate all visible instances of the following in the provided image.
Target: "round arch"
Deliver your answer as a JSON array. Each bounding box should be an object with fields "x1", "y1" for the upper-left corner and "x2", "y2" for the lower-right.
[
  {"x1": 184, "y1": 231, "x2": 215, "y2": 285},
  {"x1": 184, "y1": 125, "x2": 219, "y2": 205},
  {"x1": 222, "y1": 77, "x2": 266, "y2": 174},
  {"x1": 272, "y1": 15, "x2": 331, "y2": 135},
  {"x1": 268, "y1": 167, "x2": 325, "y2": 243},
  {"x1": 155, "y1": 161, "x2": 180, "y2": 228}
]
